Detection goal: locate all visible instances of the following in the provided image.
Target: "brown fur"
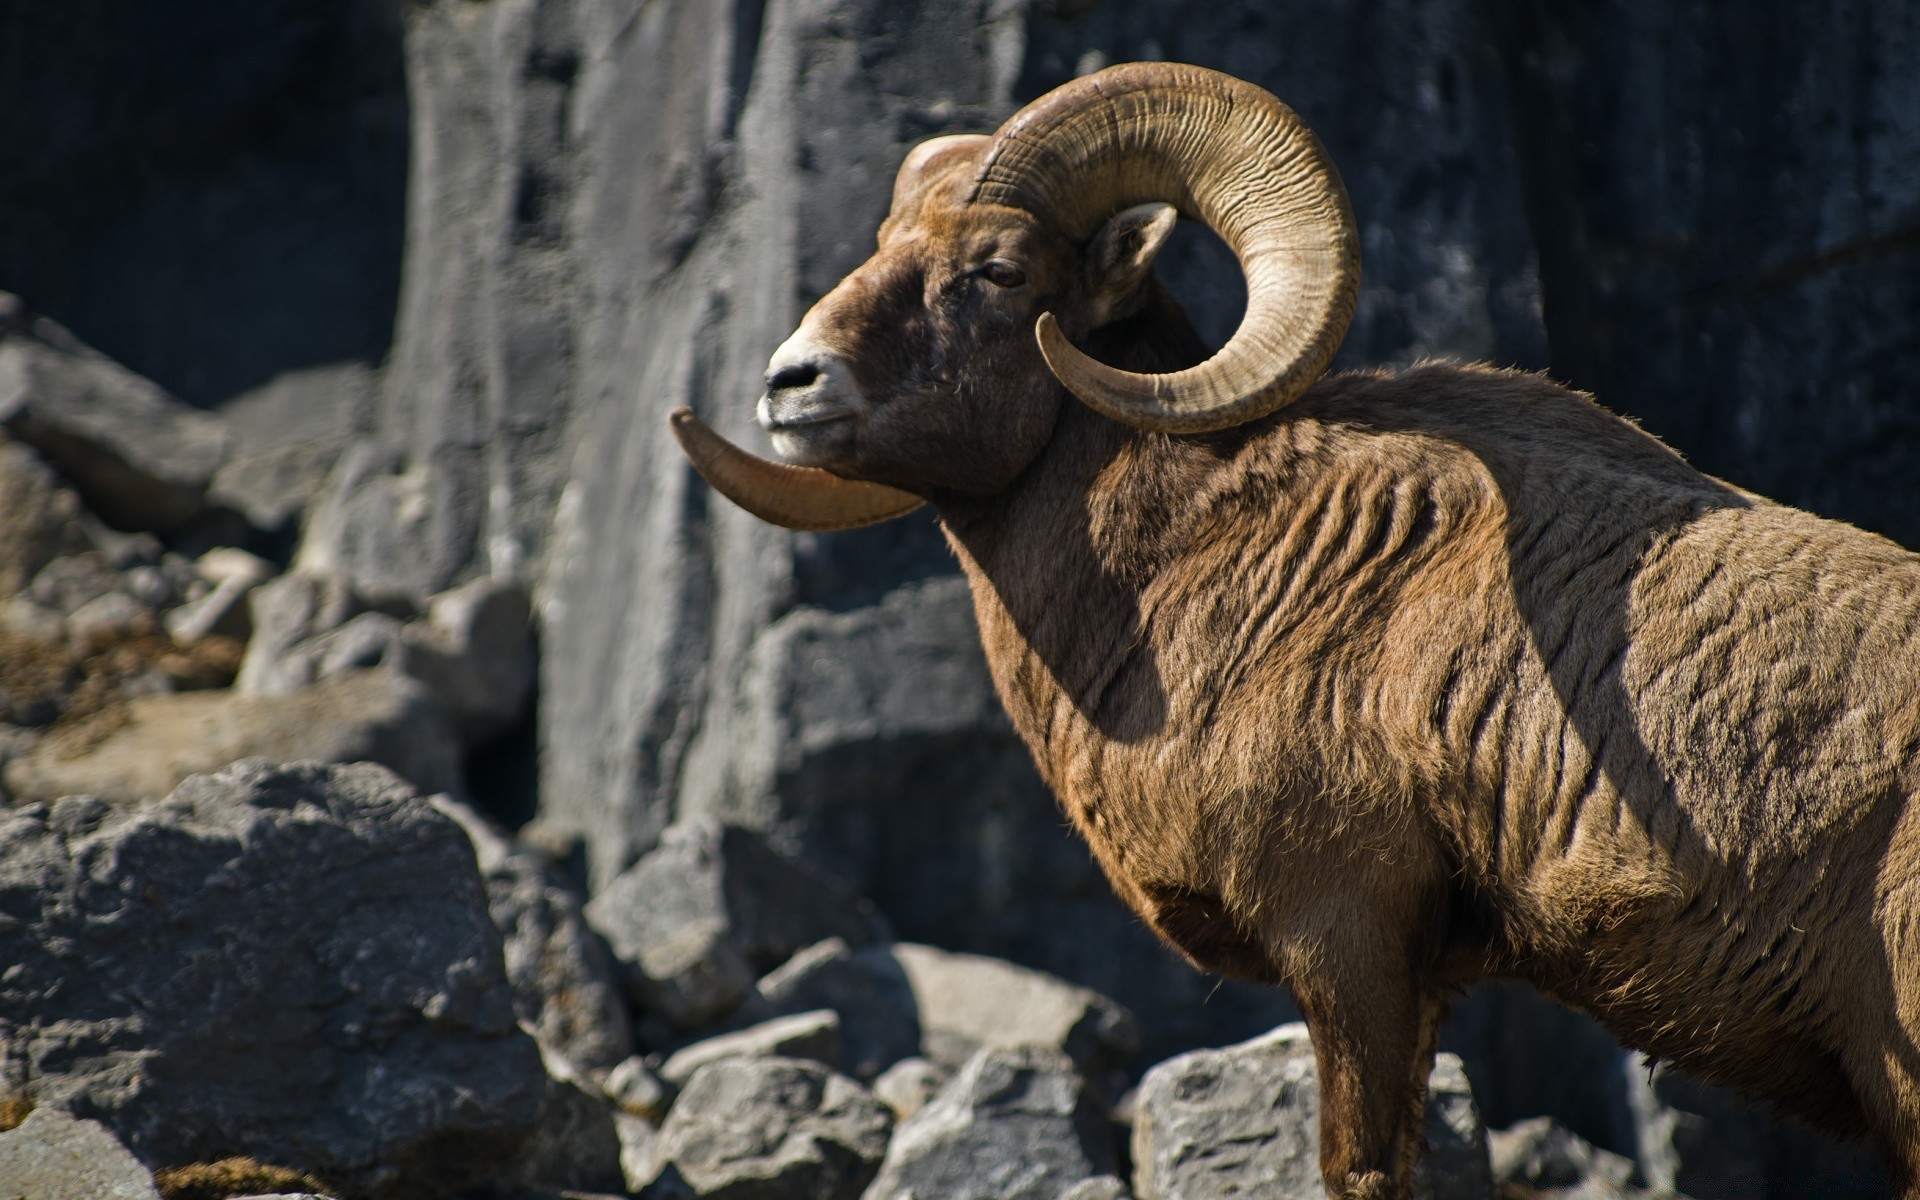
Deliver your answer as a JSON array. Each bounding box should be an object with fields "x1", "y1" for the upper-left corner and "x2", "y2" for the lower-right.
[{"x1": 772, "y1": 145, "x2": 1920, "y2": 1198}]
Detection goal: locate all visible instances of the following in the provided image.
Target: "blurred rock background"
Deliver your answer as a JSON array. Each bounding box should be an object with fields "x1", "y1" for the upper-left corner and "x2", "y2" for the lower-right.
[{"x1": 0, "y1": 0, "x2": 1915, "y2": 1197}]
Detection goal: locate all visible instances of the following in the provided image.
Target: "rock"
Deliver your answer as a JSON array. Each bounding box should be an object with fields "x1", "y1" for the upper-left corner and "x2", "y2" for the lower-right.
[
  {"x1": 1130, "y1": 1024, "x2": 1491, "y2": 1200},
  {"x1": 660, "y1": 1010, "x2": 843, "y2": 1087},
  {"x1": 639, "y1": 1057, "x2": 892, "y2": 1200},
  {"x1": 0, "y1": 436, "x2": 88, "y2": 598},
  {"x1": 861, "y1": 1045, "x2": 1120, "y2": 1200},
  {"x1": 746, "y1": 939, "x2": 922, "y2": 1081},
  {"x1": 3, "y1": 668, "x2": 463, "y2": 804},
  {"x1": 237, "y1": 574, "x2": 532, "y2": 745},
  {"x1": 406, "y1": 576, "x2": 536, "y2": 740},
  {"x1": 0, "y1": 760, "x2": 549, "y2": 1199},
  {"x1": 508, "y1": 1057, "x2": 626, "y2": 1196},
  {"x1": 1624, "y1": 1053, "x2": 1889, "y2": 1199},
  {"x1": 432, "y1": 796, "x2": 635, "y2": 1074},
  {"x1": 0, "y1": 1105, "x2": 161, "y2": 1200},
  {"x1": 1488, "y1": 1117, "x2": 1646, "y2": 1200},
  {"x1": 24, "y1": 551, "x2": 135, "y2": 616},
  {"x1": 236, "y1": 571, "x2": 370, "y2": 694},
  {"x1": 890, "y1": 942, "x2": 1137, "y2": 1086},
  {"x1": 616, "y1": 1111, "x2": 664, "y2": 1195},
  {"x1": 870, "y1": 1058, "x2": 951, "y2": 1123},
  {"x1": 66, "y1": 590, "x2": 158, "y2": 639},
  {"x1": 165, "y1": 548, "x2": 275, "y2": 645},
  {"x1": 208, "y1": 363, "x2": 372, "y2": 535},
  {"x1": 0, "y1": 316, "x2": 229, "y2": 531},
  {"x1": 606, "y1": 1057, "x2": 673, "y2": 1123},
  {"x1": 585, "y1": 818, "x2": 885, "y2": 1030}
]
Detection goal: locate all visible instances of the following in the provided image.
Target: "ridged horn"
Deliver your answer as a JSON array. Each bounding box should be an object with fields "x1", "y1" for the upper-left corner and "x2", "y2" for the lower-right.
[
  {"x1": 668, "y1": 408, "x2": 923, "y2": 532},
  {"x1": 971, "y1": 62, "x2": 1359, "y2": 434}
]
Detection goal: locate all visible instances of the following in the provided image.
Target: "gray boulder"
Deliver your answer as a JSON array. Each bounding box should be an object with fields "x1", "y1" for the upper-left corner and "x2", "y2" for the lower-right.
[
  {"x1": 0, "y1": 436, "x2": 88, "y2": 598},
  {"x1": 3, "y1": 667, "x2": 463, "y2": 804},
  {"x1": 890, "y1": 942, "x2": 1137, "y2": 1087},
  {"x1": 432, "y1": 796, "x2": 634, "y2": 1074},
  {"x1": 0, "y1": 1105, "x2": 161, "y2": 1200},
  {"x1": 640, "y1": 1057, "x2": 893, "y2": 1200},
  {"x1": 745, "y1": 939, "x2": 922, "y2": 1082},
  {"x1": 1624, "y1": 1053, "x2": 1889, "y2": 1199},
  {"x1": 585, "y1": 817, "x2": 885, "y2": 1029},
  {"x1": 0, "y1": 759, "x2": 549, "y2": 1199},
  {"x1": 1131, "y1": 1024, "x2": 1491, "y2": 1200},
  {"x1": 870, "y1": 1058, "x2": 951, "y2": 1124},
  {"x1": 861, "y1": 1044, "x2": 1121, "y2": 1200},
  {"x1": 1488, "y1": 1117, "x2": 1647, "y2": 1200},
  {"x1": 0, "y1": 312, "x2": 228, "y2": 532},
  {"x1": 239, "y1": 574, "x2": 534, "y2": 744},
  {"x1": 660, "y1": 1010, "x2": 843, "y2": 1087}
]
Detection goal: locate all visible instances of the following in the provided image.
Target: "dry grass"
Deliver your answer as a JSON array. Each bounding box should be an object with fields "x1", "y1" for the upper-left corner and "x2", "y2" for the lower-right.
[
  {"x1": 154, "y1": 1157, "x2": 333, "y2": 1200},
  {"x1": 0, "y1": 627, "x2": 242, "y2": 741},
  {"x1": 0, "y1": 1095, "x2": 30, "y2": 1132}
]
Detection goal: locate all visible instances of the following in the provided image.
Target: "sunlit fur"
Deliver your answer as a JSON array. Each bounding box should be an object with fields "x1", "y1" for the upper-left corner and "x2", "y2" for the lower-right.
[{"x1": 781, "y1": 146, "x2": 1920, "y2": 1199}]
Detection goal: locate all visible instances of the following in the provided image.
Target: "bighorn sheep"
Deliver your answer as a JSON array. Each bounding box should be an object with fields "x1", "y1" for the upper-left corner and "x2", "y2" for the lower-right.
[{"x1": 670, "y1": 62, "x2": 1920, "y2": 1198}]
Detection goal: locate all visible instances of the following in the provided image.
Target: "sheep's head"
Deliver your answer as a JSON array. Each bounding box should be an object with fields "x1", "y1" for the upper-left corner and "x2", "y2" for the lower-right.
[{"x1": 671, "y1": 62, "x2": 1362, "y2": 531}]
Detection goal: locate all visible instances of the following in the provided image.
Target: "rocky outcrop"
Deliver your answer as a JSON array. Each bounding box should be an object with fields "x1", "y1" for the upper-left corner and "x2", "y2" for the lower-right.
[
  {"x1": 0, "y1": 760, "x2": 548, "y2": 1199},
  {"x1": 1131, "y1": 1024, "x2": 1491, "y2": 1200},
  {"x1": 861, "y1": 1045, "x2": 1122, "y2": 1200},
  {"x1": 0, "y1": 1106, "x2": 161, "y2": 1200},
  {"x1": 586, "y1": 817, "x2": 886, "y2": 1030},
  {"x1": 3, "y1": 669, "x2": 462, "y2": 804},
  {"x1": 638, "y1": 1057, "x2": 893, "y2": 1200}
]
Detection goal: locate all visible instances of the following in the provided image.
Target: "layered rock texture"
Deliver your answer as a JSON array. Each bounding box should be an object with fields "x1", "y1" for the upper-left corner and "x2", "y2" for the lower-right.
[{"x1": 0, "y1": 0, "x2": 1916, "y2": 1195}]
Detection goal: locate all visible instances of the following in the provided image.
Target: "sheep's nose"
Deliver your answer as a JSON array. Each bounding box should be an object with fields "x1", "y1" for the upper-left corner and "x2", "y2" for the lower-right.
[{"x1": 766, "y1": 361, "x2": 822, "y2": 392}]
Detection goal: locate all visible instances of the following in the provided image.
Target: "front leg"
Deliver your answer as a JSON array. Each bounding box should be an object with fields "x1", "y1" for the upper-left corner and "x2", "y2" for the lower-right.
[{"x1": 1286, "y1": 927, "x2": 1446, "y2": 1200}]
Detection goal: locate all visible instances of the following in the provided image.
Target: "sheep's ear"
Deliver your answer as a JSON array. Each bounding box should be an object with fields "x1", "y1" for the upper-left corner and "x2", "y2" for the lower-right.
[{"x1": 1084, "y1": 202, "x2": 1179, "y2": 327}]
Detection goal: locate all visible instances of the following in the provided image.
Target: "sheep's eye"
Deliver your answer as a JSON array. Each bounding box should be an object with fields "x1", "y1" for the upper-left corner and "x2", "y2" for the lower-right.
[{"x1": 980, "y1": 261, "x2": 1026, "y2": 289}]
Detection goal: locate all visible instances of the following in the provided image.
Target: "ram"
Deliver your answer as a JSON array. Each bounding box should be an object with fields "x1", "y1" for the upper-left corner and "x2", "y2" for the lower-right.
[{"x1": 671, "y1": 62, "x2": 1920, "y2": 1199}]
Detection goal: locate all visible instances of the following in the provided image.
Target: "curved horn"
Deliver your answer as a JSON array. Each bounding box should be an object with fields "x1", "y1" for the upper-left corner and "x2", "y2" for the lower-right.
[
  {"x1": 669, "y1": 409, "x2": 923, "y2": 532},
  {"x1": 971, "y1": 62, "x2": 1359, "y2": 434}
]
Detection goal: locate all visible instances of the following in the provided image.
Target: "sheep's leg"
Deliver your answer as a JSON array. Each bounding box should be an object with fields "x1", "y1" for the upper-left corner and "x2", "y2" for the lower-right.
[{"x1": 1292, "y1": 950, "x2": 1443, "y2": 1200}]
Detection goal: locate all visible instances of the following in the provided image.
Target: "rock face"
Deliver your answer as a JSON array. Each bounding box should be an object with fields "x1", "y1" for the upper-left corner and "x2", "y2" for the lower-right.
[
  {"x1": 586, "y1": 817, "x2": 886, "y2": 1029},
  {"x1": 0, "y1": 313, "x2": 229, "y2": 531},
  {"x1": 3, "y1": 668, "x2": 463, "y2": 804},
  {"x1": 1131, "y1": 1024, "x2": 1491, "y2": 1200},
  {"x1": 1488, "y1": 1117, "x2": 1646, "y2": 1200},
  {"x1": 431, "y1": 795, "x2": 635, "y2": 1074},
  {"x1": 0, "y1": 1106, "x2": 161, "y2": 1200},
  {"x1": 0, "y1": 760, "x2": 549, "y2": 1199},
  {"x1": 641, "y1": 1057, "x2": 893, "y2": 1200},
  {"x1": 861, "y1": 1045, "x2": 1122, "y2": 1200}
]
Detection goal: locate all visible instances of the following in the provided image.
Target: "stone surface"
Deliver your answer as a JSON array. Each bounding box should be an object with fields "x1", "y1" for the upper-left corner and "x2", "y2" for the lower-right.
[
  {"x1": 3, "y1": 668, "x2": 463, "y2": 804},
  {"x1": 585, "y1": 817, "x2": 885, "y2": 1029},
  {"x1": 0, "y1": 316, "x2": 229, "y2": 531},
  {"x1": 1624, "y1": 1054, "x2": 1890, "y2": 1200},
  {"x1": 1488, "y1": 1117, "x2": 1645, "y2": 1200},
  {"x1": 237, "y1": 573, "x2": 532, "y2": 745},
  {"x1": 509, "y1": 1061, "x2": 626, "y2": 1196},
  {"x1": 433, "y1": 796, "x2": 635, "y2": 1074},
  {"x1": 744, "y1": 939, "x2": 922, "y2": 1082},
  {"x1": 891, "y1": 942, "x2": 1137, "y2": 1087},
  {"x1": 640, "y1": 1057, "x2": 892, "y2": 1200},
  {"x1": 606, "y1": 1057, "x2": 672, "y2": 1123},
  {"x1": 660, "y1": 1010, "x2": 843, "y2": 1087},
  {"x1": 0, "y1": 435, "x2": 88, "y2": 598},
  {"x1": 235, "y1": 571, "x2": 370, "y2": 694},
  {"x1": 0, "y1": 760, "x2": 549, "y2": 1199},
  {"x1": 861, "y1": 1044, "x2": 1120, "y2": 1200},
  {"x1": 870, "y1": 1058, "x2": 951, "y2": 1124},
  {"x1": 0, "y1": 1105, "x2": 161, "y2": 1200},
  {"x1": 1131, "y1": 1024, "x2": 1490, "y2": 1200}
]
